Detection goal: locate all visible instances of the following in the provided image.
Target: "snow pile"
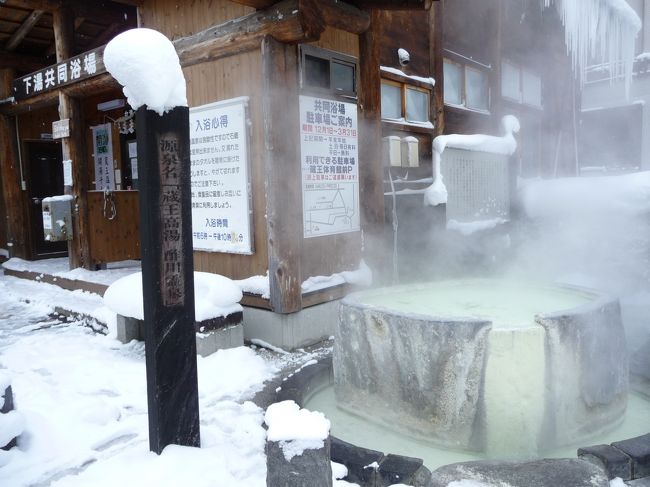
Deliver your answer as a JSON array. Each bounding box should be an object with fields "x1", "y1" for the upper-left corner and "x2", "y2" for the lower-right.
[
  {"x1": 104, "y1": 28, "x2": 187, "y2": 115},
  {"x1": 424, "y1": 115, "x2": 519, "y2": 207},
  {"x1": 0, "y1": 287, "x2": 279, "y2": 487},
  {"x1": 301, "y1": 260, "x2": 373, "y2": 294},
  {"x1": 543, "y1": 0, "x2": 641, "y2": 95},
  {"x1": 235, "y1": 272, "x2": 271, "y2": 299},
  {"x1": 103, "y1": 271, "x2": 243, "y2": 321},
  {"x1": 447, "y1": 218, "x2": 508, "y2": 236},
  {"x1": 264, "y1": 400, "x2": 330, "y2": 461}
]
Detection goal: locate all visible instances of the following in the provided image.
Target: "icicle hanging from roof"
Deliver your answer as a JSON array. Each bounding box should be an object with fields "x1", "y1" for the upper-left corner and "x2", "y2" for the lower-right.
[{"x1": 543, "y1": 0, "x2": 641, "y2": 96}]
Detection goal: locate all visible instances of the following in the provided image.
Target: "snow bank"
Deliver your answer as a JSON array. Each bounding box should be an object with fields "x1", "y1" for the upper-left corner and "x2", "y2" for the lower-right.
[
  {"x1": 104, "y1": 28, "x2": 187, "y2": 115},
  {"x1": 302, "y1": 260, "x2": 372, "y2": 294},
  {"x1": 235, "y1": 272, "x2": 271, "y2": 299},
  {"x1": 264, "y1": 400, "x2": 330, "y2": 461},
  {"x1": 447, "y1": 218, "x2": 507, "y2": 236},
  {"x1": 103, "y1": 271, "x2": 243, "y2": 321},
  {"x1": 424, "y1": 116, "x2": 519, "y2": 207}
]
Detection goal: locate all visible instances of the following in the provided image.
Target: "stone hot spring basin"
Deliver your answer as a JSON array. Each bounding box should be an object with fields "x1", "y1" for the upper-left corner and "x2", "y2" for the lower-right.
[{"x1": 333, "y1": 279, "x2": 629, "y2": 456}]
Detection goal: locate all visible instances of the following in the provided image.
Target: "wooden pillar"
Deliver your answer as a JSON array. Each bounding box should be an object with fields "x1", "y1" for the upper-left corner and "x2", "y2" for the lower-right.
[
  {"x1": 430, "y1": 2, "x2": 444, "y2": 136},
  {"x1": 358, "y1": 11, "x2": 386, "y2": 280},
  {"x1": 262, "y1": 36, "x2": 303, "y2": 314},
  {"x1": 0, "y1": 68, "x2": 30, "y2": 259},
  {"x1": 53, "y1": 5, "x2": 91, "y2": 269}
]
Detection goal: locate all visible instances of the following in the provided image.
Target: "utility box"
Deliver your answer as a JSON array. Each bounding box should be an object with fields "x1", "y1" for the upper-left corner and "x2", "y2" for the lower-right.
[
  {"x1": 401, "y1": 136, "x2": 419, "y2": 167},
  {"x1": 383, "y1": 135, "x2": 402, "y2": 167},
  {"x1": 42, "y1": 195, "x2": 73, "y2": 241}
]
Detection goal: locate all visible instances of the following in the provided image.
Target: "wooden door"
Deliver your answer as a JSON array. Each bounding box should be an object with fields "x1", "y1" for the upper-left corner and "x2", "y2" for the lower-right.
[{"x1": 26, "y1": 141, "x2": 68, "y2": 259}]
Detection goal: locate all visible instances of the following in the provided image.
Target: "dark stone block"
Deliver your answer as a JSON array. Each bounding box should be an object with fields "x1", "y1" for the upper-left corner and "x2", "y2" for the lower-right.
[
  {"x1": 280, "y1": 362, "x2": 331, "y2": 406},
  {"x1": 429, "y1": 458, "x2": 609, "y2": 487},
  {"x1": 1, "y1": 385, "x2": 14, "y2": 413},
  {"x1": 613, "y1": 434, "x2": 650, "y2": 479},
  {"x1": 266, "y1": 436, "x2": 332, "y2": 487},
  {"x1": 330, "y1": 436, "x2": 383, "y2": 486},
  {"x1": 578, "y1": 444, "x2": 633, "y2": 480},
  {"x1": 377, "y1": 453, "x2": 430, "y2": 487},
  {"x1": 1, "y1": 385, "x2": 18, "y2": 451},
  {"x1": 628, "y1": 478, "x2": 650, "y2": 486}
]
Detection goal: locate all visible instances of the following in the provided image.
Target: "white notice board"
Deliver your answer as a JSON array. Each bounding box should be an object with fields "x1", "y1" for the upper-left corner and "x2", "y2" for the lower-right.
[
  {"x1": 299, "y1": 95, "x2": 360, "y2": 238},
  {"x1": 190, "y1": 97, "x2": 253, "y2": 254}
]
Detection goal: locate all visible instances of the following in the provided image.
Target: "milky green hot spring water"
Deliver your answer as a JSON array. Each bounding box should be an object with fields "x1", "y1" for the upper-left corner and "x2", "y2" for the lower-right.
[{"x1": 329, "y1": 279, "x2": 635, "y2": 463}]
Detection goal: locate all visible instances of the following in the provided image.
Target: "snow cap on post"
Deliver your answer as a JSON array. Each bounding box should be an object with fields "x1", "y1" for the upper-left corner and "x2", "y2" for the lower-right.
[{"x1": 104, "y1": 28, "x2": 187, "y2": 116}]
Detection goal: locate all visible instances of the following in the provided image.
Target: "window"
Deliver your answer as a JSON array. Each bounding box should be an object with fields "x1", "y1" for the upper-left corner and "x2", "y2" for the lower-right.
[
  {"x1": 501, "y1": 60, "x2": 542, "y2": 108},
  {"x1": 381, "y1": 80, "x2": 431, "y2": 124},
  {"x1": 443, "y1": 58, "x2": 489, "y2": 112},
  {"x1": 300, "y1": 45, "x2": 357, "y2": 98}
]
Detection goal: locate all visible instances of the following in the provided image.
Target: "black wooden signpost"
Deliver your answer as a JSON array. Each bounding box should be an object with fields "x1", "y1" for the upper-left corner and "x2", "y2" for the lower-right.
[{"x1": 136, "y1": 105, "x2": 201, "y2": 453}]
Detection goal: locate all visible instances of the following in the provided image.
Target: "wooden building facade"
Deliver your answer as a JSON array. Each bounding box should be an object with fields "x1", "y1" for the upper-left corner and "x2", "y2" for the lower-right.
[{"x1": 0, "y1": 0, "x2": 574, "y2": 316}]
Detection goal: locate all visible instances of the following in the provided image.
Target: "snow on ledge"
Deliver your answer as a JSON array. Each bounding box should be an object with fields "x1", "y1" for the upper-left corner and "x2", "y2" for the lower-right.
[
  {"x1": 235, "y1": 261, "x2": 372, "y2": 298},
  {"x1": 104, "y1": 28, "x2": 187, "y2": 115},
  {"x1": 264, "y1": 400, "x2": 330, "y2": 461},
  {"x1": 447, "y1": 218, "x2": 508, "y2": 236},
  {"x1": 424, "y1": 115, "x2": 519, "y2": 207},
  {"x1": 103, "y1": 271, "x2": 242, "y2": 322},
  {"x1": 380, "y1": 66, "x2": 435, "y2": 86}
]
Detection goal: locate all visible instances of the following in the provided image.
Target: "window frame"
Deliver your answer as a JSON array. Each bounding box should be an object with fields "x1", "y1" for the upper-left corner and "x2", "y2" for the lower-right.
[
  {"x1": 443, "y1": 57, "x2": 491, "y2": 114},
  {"x1": 501, "y1": 59, "x2": 543, "y2": 109},
  {"x1": 299, "y1": 44, "x2": 358, "y2": 99},
  {"x1": 380, "y1": 71, "x2": 433, "y2": 129}
]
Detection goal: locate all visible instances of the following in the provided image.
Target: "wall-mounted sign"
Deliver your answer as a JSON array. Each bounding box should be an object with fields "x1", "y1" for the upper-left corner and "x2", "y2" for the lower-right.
[
  {"x1": 13, "y1": 45, "x2": 105, "y2": 101},
  {"x1": 189, "y1": 96, "x2": 253, "y2": 254},
  {"x1": 62, "y1": 159, "x2": 73, "y2": 187},
  {"x1": 91, "y1": 123, "x2": 115, "y2": 191},
  {"x1": 52, "y1": 119, "x2": 70, "y2": 139},
  {"x1": 299, "y1": 95, "x2": 360, "y2": 238}
]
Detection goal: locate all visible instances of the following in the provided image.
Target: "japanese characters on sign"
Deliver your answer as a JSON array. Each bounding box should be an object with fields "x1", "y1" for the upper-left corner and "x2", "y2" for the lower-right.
[
  {"x1": 189, "y1": 97, "x2": 253, "y2": 254},
  {"x1": 91, "y1": 124, "x2": 116, "y2": 191},
  {"x1": 13, "y1": 46, "x2": 105, "y2": 101},
  {"x1": 299, "y1": 95, "x2": 360, "y2": 238},
  {"x1": 158, "y1": 134, "x2": 185, "y2": 307}
]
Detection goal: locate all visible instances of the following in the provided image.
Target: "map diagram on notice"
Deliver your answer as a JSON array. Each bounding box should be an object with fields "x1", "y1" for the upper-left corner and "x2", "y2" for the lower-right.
[{"x1": 299, "y1": 95, "x2": 360, "y2": 238}]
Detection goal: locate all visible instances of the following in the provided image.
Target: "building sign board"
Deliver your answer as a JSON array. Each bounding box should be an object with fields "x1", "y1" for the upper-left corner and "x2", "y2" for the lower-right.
[
  {"x1": 189, "y1": 97, "x2": 253, "y2": 254},
  {"x1": 299, "y1": 95, "x2": 360, "y2": 238},
  {"x1": 92, "y1": 123, "x2": 115, "y2": 191},
  {"x1": 52, "y1": 119, "x2": 70, "y2": 139},
  {"x1": 13, "y1": 46, "x2": 105, "y2": 101}
]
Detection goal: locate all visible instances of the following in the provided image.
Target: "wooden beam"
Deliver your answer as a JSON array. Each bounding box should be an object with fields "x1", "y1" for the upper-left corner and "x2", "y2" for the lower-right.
[
  {"x1": 229, "y1": 0, "x2": 275, "y2": 8},
  {"x1": 174, "y1": 0, "x2": 315, "y2": 68},
  {"x1": 2, "y1": 0, "x2": 60, "y2": 10},
  {"x1": 350, "y1": 0, "x2": 433, "y2": 9},
  {"x1": 45, "y1": 17, "x2": 85, "y2": 57},
  {"x1": 53, "y1": 5, "x2": 91, "y2": 270},
  {"x1": 262, "y1": 36, "x2": 303, "y2": 314},
  {"x1": 5, "y1": 10, "x2": 45, "y2": 52},
  {"x1": 430, "y1": 1, "x2": 444, "y2": 136},
  {"x1": 0, "y1": 50, "x2": 47, "y2": 73},
  {"x1": 318, "y1": 0, "x2": 370, "y2": 34},
  {"x1": 357, "y1": 10, "x2": 386, "y2": 280},
  {"x1": 0, "y1": 68, "x2": 31, "y2": 259}
]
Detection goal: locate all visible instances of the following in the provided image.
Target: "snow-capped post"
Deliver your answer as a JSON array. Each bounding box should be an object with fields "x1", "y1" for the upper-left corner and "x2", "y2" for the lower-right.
[{"x1": 104, "y1": 29, "x2": 200, "y2": 454}]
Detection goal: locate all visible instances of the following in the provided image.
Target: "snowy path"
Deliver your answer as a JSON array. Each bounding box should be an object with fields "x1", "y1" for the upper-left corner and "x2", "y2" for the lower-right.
[{"x1": 0, "y1": 271, "x2": 328, "y2": 487}]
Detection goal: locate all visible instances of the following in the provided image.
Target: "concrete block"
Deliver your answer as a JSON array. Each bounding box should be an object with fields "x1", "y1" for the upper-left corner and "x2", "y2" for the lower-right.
[
  {"x1": 578, "y1": 444, "x2": 632, "y2": 480},
  {"x1": 377, "y1": 453, "x2": 431, "y2": 487},
  {"x1": 196, "y1": 324, "x2": 243, "y2": 357},
  {"x1": 429, "y1": 458, "x2": 609, "y2": 487},
  {"x1": 266, "y1": 436, "x2": 332, "y2": 487},
  {"x1": 613, "y1": 434, "x2": 650, "y2": 479},
  {"x1": 243, "y1": 301, "x2": 338, "y2": 351},
  {"x1": 330, "y1": 436, "x2": 384, "y2": 486}
]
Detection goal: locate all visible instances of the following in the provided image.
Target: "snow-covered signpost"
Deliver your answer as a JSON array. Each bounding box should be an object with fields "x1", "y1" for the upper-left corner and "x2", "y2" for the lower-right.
[{"x1": 104, "y1": 29, "x2": 200, "y2": 453}]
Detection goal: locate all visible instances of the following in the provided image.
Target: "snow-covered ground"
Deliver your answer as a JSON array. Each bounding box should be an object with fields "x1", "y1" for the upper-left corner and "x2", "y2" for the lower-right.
[{"x1": 0, "y1": 271, "x2": 344, "y2": 487}]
